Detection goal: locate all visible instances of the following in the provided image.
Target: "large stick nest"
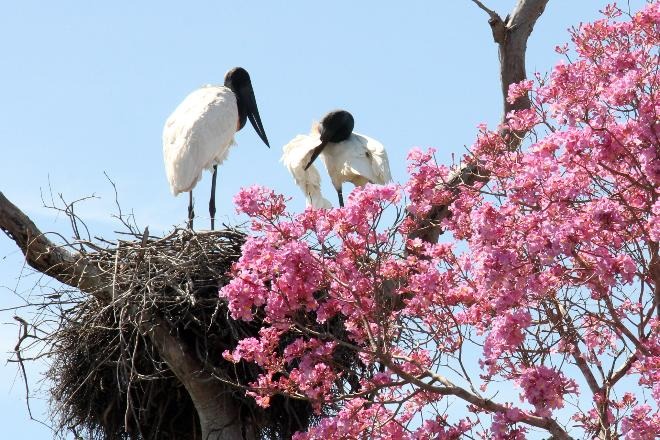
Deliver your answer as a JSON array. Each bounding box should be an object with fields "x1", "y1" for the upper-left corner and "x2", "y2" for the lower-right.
[{"x1": 46, "y1": 228, "x2": 317, "y2": 440}]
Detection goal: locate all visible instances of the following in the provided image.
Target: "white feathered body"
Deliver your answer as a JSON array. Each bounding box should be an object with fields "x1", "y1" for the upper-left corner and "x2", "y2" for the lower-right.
[
  {"x1": 282, "y1": 123, "x2": 392, "y2": 208},
  {"x1": 319, "y1": 132, "x2": 392, "y2": 191},
  {"x1": 163, "y1": 86, "x2": 238, "y2": 196},
  {"x1": 281, "y1": 134, "x2": 333, "y2": 209}
]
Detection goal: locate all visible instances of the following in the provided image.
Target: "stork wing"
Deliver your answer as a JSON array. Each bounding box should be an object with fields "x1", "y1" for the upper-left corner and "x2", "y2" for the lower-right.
[
  {"x1": 163, "y1": 86, "x2": 237, "y2": 195},
  {"x1": 348, "y1": 133, "x2": 393, "y2": 185},
  {"x1": 281, "y1": 134, "x2": 333, "y2": 209}
]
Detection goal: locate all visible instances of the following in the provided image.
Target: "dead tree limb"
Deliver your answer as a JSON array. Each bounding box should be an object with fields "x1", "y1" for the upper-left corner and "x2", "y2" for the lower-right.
[
  {"x1": 0, "y1": 192, "x2": 112, "y2": 302},
  {"x1": 409, "y1": 0, "x2": 549, "y2": 244}
]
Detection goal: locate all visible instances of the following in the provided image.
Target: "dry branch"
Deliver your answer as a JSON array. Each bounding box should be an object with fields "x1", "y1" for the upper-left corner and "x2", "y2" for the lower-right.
[{"x1": 0, "y1": 192, "x2": 112, "y2": 301}]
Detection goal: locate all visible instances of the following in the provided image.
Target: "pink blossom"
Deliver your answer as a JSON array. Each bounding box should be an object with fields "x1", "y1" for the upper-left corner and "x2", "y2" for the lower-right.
[
  {"x1": 507, "y1": 79, "x2": 534, "y2": 104},
  {"x1": 482, "y1": 310, "x2": 531, "y2": 372},
  {"x1": 518, "y1": 366, "x2": 578, "y2": 416},
  {"x1": 649, "y1": 200, "x2": 660, "y2": 241},
  {"x1": 621, "y1": 405, "x2": 660, "y2": 440},
  {"x1": 489, "y1": 408, "x2": 527, "y2": 440},
  {"x1": 233, "y1": 184, "x2": 286, "y2": 219}
]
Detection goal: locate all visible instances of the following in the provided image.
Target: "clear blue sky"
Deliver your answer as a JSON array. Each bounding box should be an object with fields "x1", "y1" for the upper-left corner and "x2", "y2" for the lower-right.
[{"x1": 0, "y1": 1, "x2": 647, "y2": 438}]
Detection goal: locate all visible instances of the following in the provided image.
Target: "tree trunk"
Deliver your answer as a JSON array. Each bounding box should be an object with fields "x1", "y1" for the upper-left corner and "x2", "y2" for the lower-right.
[{"x1": 146, "y1": 318, "x2": 256, "y2": 440}]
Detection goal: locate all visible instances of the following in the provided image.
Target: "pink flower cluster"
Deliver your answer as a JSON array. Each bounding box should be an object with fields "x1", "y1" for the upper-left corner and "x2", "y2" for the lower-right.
[
  {"x1": 292, "y1": 399, "x2": 473, "y2": 440},
  {"x1": 633, "y1": 319, "x2": 660, "y2": 402},
  {"x1": 517, "y1": 366, "x2": 578, "y2": 416},
  {"x1": 482, "y1": 310, "x2": 531, "y2": 374},
  {"x1": 488, "y1": 408, "x2": 527, "y2": 440},
  {"x1": 621, "y1": 405, "x2": 660, "y2": 440},
  {"x1": 219, "y1": 3, "x2": 660, "y2": 438}
]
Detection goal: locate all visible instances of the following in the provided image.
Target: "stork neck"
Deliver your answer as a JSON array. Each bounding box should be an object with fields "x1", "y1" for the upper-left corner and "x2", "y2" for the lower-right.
[{"x1": 235, "y1": 93, "x2": 248, "y2": 131}]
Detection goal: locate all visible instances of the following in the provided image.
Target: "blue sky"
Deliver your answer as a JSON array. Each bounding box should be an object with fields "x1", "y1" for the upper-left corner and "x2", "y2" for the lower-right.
[{"x1": 0, "y1": 1, "x2": 648, "y2": 438}]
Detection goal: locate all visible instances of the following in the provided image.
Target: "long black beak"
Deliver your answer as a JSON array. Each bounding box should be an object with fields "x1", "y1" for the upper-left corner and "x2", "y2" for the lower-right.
[
  {"x1": 241, "y1": 85, "x2": 270, "y2": 148},
  {"x1": 304, "y1": 141, "x2": 327, "y2": 170}
]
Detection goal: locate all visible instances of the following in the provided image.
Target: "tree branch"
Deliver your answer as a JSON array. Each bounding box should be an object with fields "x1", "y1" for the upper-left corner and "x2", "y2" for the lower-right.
[
  {"x1": 409, "y1": 0, "x2": 549, "y2": 244},
  {"x1": 0, "y1": 191, "x2": 112, "y2": 301},
  {"x1": 470, "y1": 0, "x2": 500, "y2": 21},
  {"x1": 382, "y1": 355, "x2": 572, "y2": 439}
]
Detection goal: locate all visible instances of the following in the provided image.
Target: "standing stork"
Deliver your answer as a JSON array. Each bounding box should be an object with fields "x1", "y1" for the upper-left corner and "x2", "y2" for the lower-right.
[
  {"x1": 283, "y1": 110, "x2": 391, "y2": 208},
  {"x1": 163, "y1": 67, "x2": 270, "y2": 229}
]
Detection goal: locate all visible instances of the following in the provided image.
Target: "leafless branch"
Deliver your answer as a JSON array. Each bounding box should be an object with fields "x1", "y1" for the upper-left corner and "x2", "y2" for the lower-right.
[
  {"x1": 0, "y1": 191, "x2": 112, "y2": 302},
  {"x1": 470, "y1": 0, "x2": 500, "y2": 21}
]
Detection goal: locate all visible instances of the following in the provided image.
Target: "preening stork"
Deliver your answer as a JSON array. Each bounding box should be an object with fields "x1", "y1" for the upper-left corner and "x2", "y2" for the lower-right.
[
  {"x1": 163, "y1": 67, "x2": 270, "y2": 229},
  {"x1": 282, "y1": 110, "x2": 391, "y2": 208}
]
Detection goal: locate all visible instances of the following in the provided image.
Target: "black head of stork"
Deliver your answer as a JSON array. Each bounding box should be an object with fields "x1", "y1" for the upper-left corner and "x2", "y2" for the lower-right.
[
  {"x1": 224, "y1": 67, "x2": 270, "y2": 148},
  {"x1": 304, "y1": 109, "x2": 354, "y2": 170}
]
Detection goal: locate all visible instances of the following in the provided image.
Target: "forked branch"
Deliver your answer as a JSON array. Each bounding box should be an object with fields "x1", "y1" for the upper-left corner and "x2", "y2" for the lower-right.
[{"x1": 409, "y1": 0, "x2": 549, "y2": 243}]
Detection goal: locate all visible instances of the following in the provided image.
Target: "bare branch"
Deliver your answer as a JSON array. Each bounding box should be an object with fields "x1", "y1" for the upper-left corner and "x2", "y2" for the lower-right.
[
  {"x1": 13, "y1": 316, "x2": 35, "y2": 419},
  {"x1": 470, "y1": 0, "x2": 500, "y2": 21},
  {"x1": 0, "y1": 191, "x2": 112, "y2": 301}
]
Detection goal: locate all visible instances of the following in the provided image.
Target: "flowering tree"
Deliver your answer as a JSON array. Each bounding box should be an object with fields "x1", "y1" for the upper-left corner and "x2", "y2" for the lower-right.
[{"x1": 221, "y1": 4, "x2": 660, "y2": 439}]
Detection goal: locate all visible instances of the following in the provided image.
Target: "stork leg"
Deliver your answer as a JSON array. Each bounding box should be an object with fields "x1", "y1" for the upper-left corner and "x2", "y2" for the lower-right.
[
  {"x1": 337, "y1": 188, "x2": 344, "y2": 208},
  {"x1": 188, "y1": 191, "x2": 195, "y2": 229},
  {"x1": 209, "y1": 165, "x2": 218, "y2": 230}
]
